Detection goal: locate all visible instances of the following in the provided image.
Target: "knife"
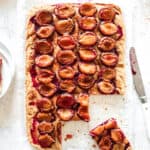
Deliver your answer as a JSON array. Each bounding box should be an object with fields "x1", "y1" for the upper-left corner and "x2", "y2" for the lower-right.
[{"x1": 130, "y1": 47, "x2": 150, "y2": 139}]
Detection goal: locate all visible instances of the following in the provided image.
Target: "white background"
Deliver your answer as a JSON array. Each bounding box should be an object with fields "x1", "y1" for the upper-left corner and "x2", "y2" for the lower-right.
[{"x1": 0, "y1": 0, "x2": 150, "y2": 149}]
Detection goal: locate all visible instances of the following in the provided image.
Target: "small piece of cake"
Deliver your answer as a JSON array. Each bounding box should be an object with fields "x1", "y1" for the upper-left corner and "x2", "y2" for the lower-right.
[{"x1": 90, "y1": 118, "x2": 132, "y2": 150}]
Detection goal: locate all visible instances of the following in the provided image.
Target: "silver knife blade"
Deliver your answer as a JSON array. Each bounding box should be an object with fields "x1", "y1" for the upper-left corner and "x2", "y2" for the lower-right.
[
  {"x1": 130, "y1": 47, "x2": 150, "y2": 140},
  {"x1": 129, "y1": 47, "x2": 146, "y2": 103}
]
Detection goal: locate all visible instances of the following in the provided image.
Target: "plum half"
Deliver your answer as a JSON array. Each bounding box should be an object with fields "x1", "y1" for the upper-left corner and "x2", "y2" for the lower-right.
[
  {"x1": 36, "y1": 112, "x2": 54, "y2": 122},
  {"x1": 78, "y1": 17, "x2": 97, "y2": 31},
  {"x1": 77, "y1": 74, "x2": 95, "y2": 89},
  {"x1": 59, "y1": 80, "x2": 76, "y2": 93},
  {"x1": 58, "y1": 66, "x2": 75, "y2": 79},
  {"x1": 35, "y1": 55, "x2": 54, "y2": 67},
  {"x1": 100, "y1": 52, "x2": 118, "y2": 67},
  {"x1": 56, "y1": 50, "x2": 76, "y2": 65},
  {"x1": 98, "y1": 37, "x2": 116, "y2": 51},
  {"x1": 38, "y1": 83, "x2": 57, "y2": 97},
  {"x1": 100, "y1": 22, "x2": 118, "y2": 36},
  {"x1": 79, "y1": 32, "x2": 97, "y2": 46},
  {"x1": 58, "y1": 35, "x2": 76, "y2": 50},
  {"x1": 77, "y1": 93, "x2": 89, "y2": 106},
  {"x1": 99, "y1": 7, "x2": 115, "y2": 21},
  {"x1": 99, "y1": 135, "x2": 112, "y2": 150},
  {"x1": 34, "y1": 40, "x2": 53, "y2": 54},
  {"x1": 100, "y1": 68, "x2": 116, "y2": 81},
  {"x1": 38, "y1": 122, "x2": 54, "y2": 134},
  {"x1": 79, "y1": 3, "x2": 97, "y2": 17},
  {"x1": 78, "y1": 48, "x2": 97, "y2": 62},
  {"x1": 37, "y1": 98, "x2": 53, "y2": 112},
  {"x1": 38, "y1": 134, "x2": 55, "y2": 148},
  {"x1": 78, "y1": 62, "x2": 97, "y2": 75},
  {"x1": 77, "y1": 106, "x2": 90, "y2": 122},
  {"x1": 35, "y1": 10, "x2": 53, "y2": 26},
  {"x1": 55, "y1": 4, "x2": 75, "y2": 19},
  {"x1": 55, "y1": 19, "x2": 74, "y2": 35},
  {"x1": 36, "y1": 69, "x2": 55, "y2": 84},
  {"x1": 98, "y1": 81, "x2": 115, "y2": 94},
  {"x1": 56, "y1": 93, "x2": 76, "y2": 108},
  {"x1": 36, "y1": 25, "x2": 55, "y2": 39}
]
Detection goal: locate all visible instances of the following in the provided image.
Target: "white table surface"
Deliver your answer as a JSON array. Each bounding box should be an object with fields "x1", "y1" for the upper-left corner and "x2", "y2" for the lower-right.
[{"x1": 0, "y1": 0, "x2": 150, "y2": 149}]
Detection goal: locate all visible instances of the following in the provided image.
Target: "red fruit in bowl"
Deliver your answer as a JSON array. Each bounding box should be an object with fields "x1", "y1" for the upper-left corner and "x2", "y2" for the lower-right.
[
  {"x1": 36, "y1": 69, "x2": 54, "y2": 84},
  {"x1": 77, "y1": 74, "x2": 95, "y2": 89},
  {"x1": 79, "y1": 3, "x2": 97, "y2": 17},
  {"x1": 38, "y1": 83, "x2": 57, "y2": 97},
  {"x1": 56, "y1": 50, "x2": 76, "y2": 65},
  {"x1": 78, "y1": 48, "x2": 97, "y2": 62},
  {"x1": 111, "y1": 129, "x2": 124, "y2": 143},
  {"x1": 90, "y1": 124, "x2": 105, "y2": 136},
  {"x1": 55, "y1": 19, "x2": 74, "y2": 35},
  {"x1": 38, "y1": 122, "x2": 54, "y2": 134},
  {"x1": 98, "y1": 37, "x2": 116, "y2": 51},
  {"x1": 55, "y1": 4, "x2": 75, "y2": 19},
  {"x1": 100, "y1": 52, "x2": 118, "y2": 67},
  {"x1": 99, "y1": 7, "x2": 115, "y2": 21},
  {"x1": 59, "y1": 80, "x2": 76, "y2": 93},
  {"x1": 58, "y1": 35, "x2": 76, "y2": 50},
  {"x1": 77, "y1": 106, "x2": 90, "y2": 122},
  {"x1": 57, "y1": 108, "x2": 75, "y2": 121},
  {"x1": 58, "y1": 66, "x2": 75, "y2": 79},
  {"x1": 100, "y1": 22, "x2": 118, "y2": 36},
  {"x1": 34, "y1": 40, "x2": 53, "y2": 54},
  {"x1": 56, "y1": 93, "x2": 75, "y2": 108},
  {"x1": 98, "y1": 81, "x2": 115, "y2": 94},
  {"x1": 35, "y1": 10, "x2": 53, "y2": 26},
  {"x1": 38, "y1": 134, "x2": 55, "y2": 148},
  {"x1": 78, "y1": 62, "x2": 97, "y2": 75},
  {"x1": 79, "y1": 17, "x2": 97, "y2": 31},
  {"x1": 79, "y1": 32, "x2": 97, "y2": 46},
  {"x1": 37, "y1": 98, "x2": 53, "y2": 112},
  {"x1": 35, "y1": 55, "x2": 54, "y2": 67},
  {"x1": 36, "y1": 25, "x2": 55, "y2": 38}
]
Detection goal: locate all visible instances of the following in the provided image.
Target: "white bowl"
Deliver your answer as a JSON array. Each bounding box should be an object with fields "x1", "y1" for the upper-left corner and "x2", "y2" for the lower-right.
[{"x1": 0, "y1": 42, "x2": 15, "y2": 98}]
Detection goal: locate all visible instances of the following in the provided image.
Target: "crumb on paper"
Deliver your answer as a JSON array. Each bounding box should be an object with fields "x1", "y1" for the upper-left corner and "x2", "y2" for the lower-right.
[
  {"x1": 92, "y1": 144, "x2": 96, "y2": 148},
  {"x1": 64, "y1": 134, "x2": 73, "y2": 141}
]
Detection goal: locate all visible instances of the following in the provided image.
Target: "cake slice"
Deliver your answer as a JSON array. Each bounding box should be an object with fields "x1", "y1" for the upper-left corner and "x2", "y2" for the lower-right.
[{"x1": 90, "y1": 118, "x2": 132, "y2": 150}]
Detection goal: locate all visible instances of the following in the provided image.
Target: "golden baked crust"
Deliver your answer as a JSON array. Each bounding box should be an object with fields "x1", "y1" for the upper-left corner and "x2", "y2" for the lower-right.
[{"x1": 25, "y1": 3, "x2": 125, "y2": 150}]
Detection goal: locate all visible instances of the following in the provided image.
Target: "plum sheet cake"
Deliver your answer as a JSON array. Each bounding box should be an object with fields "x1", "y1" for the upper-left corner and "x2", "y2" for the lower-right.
[
  {"x1": 90, "y1": 118, "x2": 132, "y2": 150},
  {"x1": 25, "y1": 3, "x2": 125, "y2": 150}
]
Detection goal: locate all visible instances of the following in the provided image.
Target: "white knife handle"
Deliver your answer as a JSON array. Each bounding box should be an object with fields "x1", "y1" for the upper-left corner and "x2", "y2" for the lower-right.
[{"x1": 142, "y1": 102, "x2": 150, "y2": 140}]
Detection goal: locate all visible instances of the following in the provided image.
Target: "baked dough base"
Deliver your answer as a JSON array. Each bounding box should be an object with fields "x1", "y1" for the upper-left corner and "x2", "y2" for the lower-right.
[{"x1": 26, "y1": 3, "x2": 125, "y2": 150}]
